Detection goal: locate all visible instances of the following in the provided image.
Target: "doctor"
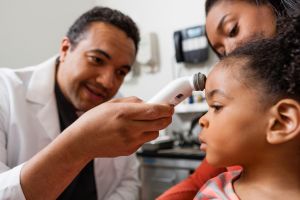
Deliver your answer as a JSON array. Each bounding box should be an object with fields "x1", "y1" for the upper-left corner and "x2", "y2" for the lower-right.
[{"x1": 0, "y1": 7, "x2": 173, "y2": 200}]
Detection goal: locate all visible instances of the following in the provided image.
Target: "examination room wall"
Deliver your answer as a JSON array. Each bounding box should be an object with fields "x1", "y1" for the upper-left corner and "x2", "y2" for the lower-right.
[
  {"x1": 0, "y1": 0, "x2": 94, "y2": 68},
  {"x1": 96, "y1": 0, "x2": 217, "y2": 100},
  {"x1": 0, "y1": 0, "x2": 217, "y2": 101}
]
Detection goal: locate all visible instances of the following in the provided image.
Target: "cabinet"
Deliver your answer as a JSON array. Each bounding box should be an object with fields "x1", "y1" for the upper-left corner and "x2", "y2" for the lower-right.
[{"x1": 137, "y1": 147, "x2": 205, "y2": 200}]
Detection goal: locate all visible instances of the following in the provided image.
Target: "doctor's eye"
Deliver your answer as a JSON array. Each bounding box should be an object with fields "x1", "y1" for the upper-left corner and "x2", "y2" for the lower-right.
[
  {"x1": 116, "y1": 69, "x2": 129, "y2": 77},
  {"x1": 229, "y1": 23, "x2": 238, "y2": 38},
  {"x1": 89, "y1": 56, "x2": 105, "y2": 65}
]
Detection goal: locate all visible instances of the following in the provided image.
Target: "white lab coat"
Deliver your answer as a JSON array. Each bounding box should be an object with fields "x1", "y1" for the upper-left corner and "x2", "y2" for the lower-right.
[{"x1": 0, "y1": 57, "x2": 140, "y2": 200}]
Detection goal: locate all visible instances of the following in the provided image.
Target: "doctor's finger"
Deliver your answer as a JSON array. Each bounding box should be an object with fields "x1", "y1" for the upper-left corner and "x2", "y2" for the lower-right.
[
  {"x1": 137, "y1": 131, "x2": 160, "y2": 145},
  {"x1": 130, "y1": 117, "x2": 173, "y2": 132},
  {"x1": 121, "y1": 103, "x2": 174, "y2": 120},
  {"x1": 109, "y1": 96, "x2": 143, "y2": 103}
]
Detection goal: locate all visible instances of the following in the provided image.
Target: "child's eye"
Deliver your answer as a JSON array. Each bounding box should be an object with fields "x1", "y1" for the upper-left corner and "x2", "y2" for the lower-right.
[{"x1": 210, "y1": 104, "x2": 223, "y2": 112}]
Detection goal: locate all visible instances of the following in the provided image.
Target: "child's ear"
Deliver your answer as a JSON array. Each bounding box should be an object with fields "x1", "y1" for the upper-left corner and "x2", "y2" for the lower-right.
[{"x1": 267, "y1": 99, "x2": 300, "y2": 144}]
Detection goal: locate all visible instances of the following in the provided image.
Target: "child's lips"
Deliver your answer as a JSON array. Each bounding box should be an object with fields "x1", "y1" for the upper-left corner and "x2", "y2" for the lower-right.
[{"x1": 200, "y1": 142, "x2": 207, "y2": 152}]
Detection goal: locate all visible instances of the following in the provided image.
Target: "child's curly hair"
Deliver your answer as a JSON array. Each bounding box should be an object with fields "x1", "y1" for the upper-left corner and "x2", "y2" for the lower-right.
[{"x1": 223, "y1": 12, "x2": 300, "y2": 105}]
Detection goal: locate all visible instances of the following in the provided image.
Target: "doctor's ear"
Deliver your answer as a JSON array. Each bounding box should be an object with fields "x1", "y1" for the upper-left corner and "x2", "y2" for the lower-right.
[
  {"x1": 59, "y1": 37, "x2": 71, "y2": 63},
  {"x1": 266, "y1": 99, "x2": 300, "y2": 144}
]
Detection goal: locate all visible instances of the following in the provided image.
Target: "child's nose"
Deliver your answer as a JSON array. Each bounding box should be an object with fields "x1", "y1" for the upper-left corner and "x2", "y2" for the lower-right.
[{"x1": 199, "y1": 114, "x2": 208, "y2": 128}]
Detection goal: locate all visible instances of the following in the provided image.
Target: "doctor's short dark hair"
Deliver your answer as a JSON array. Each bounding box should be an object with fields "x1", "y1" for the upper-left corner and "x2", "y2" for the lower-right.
[
  {"x1": 66, "y1": 6, "x2": 140, "y2": 53},
  {"x1": 221, "y1": 13, "x2": 300, "y2": 106}
]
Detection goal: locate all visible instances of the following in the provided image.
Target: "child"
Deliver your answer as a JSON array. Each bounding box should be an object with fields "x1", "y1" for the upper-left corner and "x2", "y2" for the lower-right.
[
  {"x1": 157, "y1": 2, "x2": 300, "y2": 200},
  {"x1": 195, "y1": 13, "x2": 300, "y2": 200}
]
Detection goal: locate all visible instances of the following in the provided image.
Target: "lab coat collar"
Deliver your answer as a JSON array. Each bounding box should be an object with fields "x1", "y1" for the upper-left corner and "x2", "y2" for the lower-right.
[
  {"x1": 26, "y1": 56, "x2": 57, "y2": 105},
  {"x1": 26, "y1": 56, "x2": 61, "y2": 140}
]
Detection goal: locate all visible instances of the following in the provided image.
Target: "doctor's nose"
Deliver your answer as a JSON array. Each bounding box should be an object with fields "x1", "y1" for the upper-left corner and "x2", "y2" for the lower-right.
[{"x1": 96, "y1": 71, "x2": 115, "y2": 89}]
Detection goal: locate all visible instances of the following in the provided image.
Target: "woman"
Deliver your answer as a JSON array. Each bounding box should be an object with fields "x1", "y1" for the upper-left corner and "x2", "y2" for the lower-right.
[{"x1": 157, "y1": 0, "x2": 299, "y2": 199}]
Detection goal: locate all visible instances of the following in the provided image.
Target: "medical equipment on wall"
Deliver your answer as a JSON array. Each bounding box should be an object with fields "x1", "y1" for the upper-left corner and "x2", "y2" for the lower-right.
[
  {"x1": 124, "y1": 33, "x2": 159, "y2": 83},
  {"x1": 136, "y1": 32, "x2": 159, "y2": 72},
  {"x1": 174, "y1": 25, "x2": 208, "y2": 63}
]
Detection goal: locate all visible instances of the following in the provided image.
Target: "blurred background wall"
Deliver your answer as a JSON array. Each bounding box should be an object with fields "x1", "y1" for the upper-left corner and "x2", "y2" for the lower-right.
[
  {"x1": 0, "y1": 0, "x2": 217, "y2": 100},
  {"x1": 0, "y1": 0, "x2": 94, "y2": 68}
]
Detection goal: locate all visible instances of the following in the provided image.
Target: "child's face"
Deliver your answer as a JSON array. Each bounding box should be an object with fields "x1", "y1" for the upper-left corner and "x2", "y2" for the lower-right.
[{"x1": 198, "y1": 61, "x2": 269, "y2": 167}]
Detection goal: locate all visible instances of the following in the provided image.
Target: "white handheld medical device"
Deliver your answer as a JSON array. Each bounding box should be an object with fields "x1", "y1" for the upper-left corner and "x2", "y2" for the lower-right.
[{"x1": 148, "y1": 72, "x2": 206, "y2": 106}]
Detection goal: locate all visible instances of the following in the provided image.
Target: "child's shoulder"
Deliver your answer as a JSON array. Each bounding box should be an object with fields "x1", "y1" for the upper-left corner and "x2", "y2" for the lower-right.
[{"x1": 194, "y1": 169, "x2": 242, "y2": 200}]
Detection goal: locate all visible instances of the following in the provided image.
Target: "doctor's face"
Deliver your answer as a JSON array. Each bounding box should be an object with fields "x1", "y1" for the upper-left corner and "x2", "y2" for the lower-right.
[
  {"x1": 206, "y1": 0, "x2": 276, "y2": 57},
  {"x1": 57, "y1": 22, "x2": 136, "y2": 112},
  {"x1": 198, "y1": 59, "x2": 268, "y2": 167}
]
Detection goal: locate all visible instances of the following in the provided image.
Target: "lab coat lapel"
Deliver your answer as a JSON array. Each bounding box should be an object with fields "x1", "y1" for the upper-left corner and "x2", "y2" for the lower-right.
[{"x1": 26, "y1": 57, "x2": 61, "y2": 140}]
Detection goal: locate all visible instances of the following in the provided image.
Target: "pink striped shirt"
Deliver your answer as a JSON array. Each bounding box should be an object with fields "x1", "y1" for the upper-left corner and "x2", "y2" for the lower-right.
[{"x1": 193, "y1": 170, "x2": 242, "y2": 200}]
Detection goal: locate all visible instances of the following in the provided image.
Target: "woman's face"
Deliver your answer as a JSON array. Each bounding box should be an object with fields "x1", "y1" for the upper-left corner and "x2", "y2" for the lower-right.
[{"x1": 206, "y1": 1, "x2": 276, "y2": 57}]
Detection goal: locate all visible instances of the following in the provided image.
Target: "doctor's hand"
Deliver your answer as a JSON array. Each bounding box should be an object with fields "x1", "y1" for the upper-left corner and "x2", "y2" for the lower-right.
[
  {"x1": 20, "y1": 97, "x2": 173, "y2": 200},
  {"x1": 67, "y1": 97, "x2": 174, "y2": 158}
]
